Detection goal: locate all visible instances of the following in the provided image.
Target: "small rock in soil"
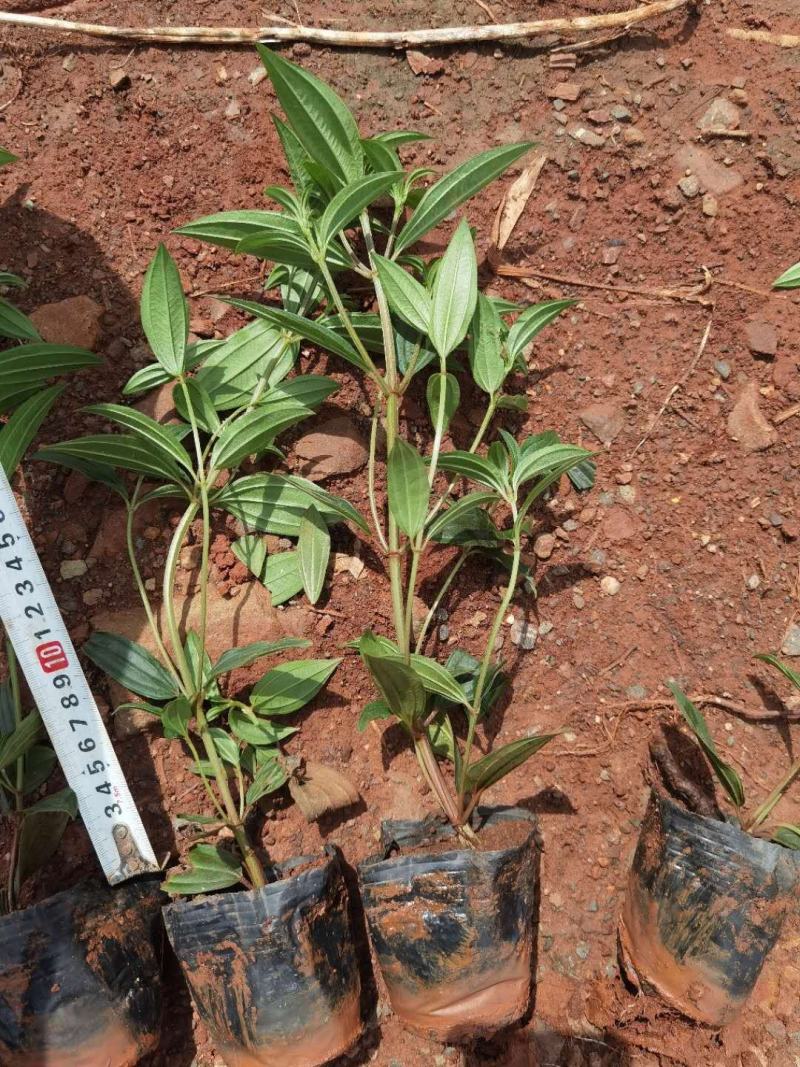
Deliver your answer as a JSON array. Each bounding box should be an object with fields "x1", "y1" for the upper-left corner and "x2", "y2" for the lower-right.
[
  {"x1": 534, "y1": 533, "x2": 556, "y2": 560},
  {"x1": 30, "y1": 296, "x2": 103, "y2": 349},
  {"x1": 600, "y1": 575, "x2": 621, "y2": 596},
  {"x1": 702, "y1": 193, "x2": 719, "y2": 217},
  {"x1": 714, "y1": 359, "x2": 731, "y2": 380},
  {"x1": 697, "y1": 97, "x2": 740, "y2": 131},
  {"x1": 672, "y1": 145, "x2": 743, "y2": 196},
  {"x1": 108, "y1": 68, "x2": 131, "y2": 92},
  {"x1": 678, "y1": 174, "x2": 700, "y2": 199},
  {"x1": 510, "y1": 619, "x2": 537, "y2": 650},
  {"x1": 781, "y1": 624, "x2": 800, "y2": 658},
  {"x1": 60, "y1": 560, "x2": 87, "y2": 580},
  {"x1": 745, "y1": 320, "x2": 778, "y2": 358},
  {"x1": 548, "y1": 82, "x2": 582, "y2": 102},
  {"x1": 726, "y1": 381, "x2": 777, "y2": 452},
  {"x1": 134, "y1": 380, "x2": 177, "y2": 423},
  {"x1": 406, "y1": 50, "x2": 444, "y2": 76},
  {"x1": 294, "y1": 416, "x2": 368, "y2": 480},
  {"x1": 601, "y1": 506, "x2": 639, "y2": 544},
  {"x1": 568, "y1": 125, "x2": 606, "y2": 148},
  {"x1": 114, "y1": 706, "x2": 158, "y2": 739},
  {"x1": 579, "y1": 401, "x2": 624, "y2": 444}
]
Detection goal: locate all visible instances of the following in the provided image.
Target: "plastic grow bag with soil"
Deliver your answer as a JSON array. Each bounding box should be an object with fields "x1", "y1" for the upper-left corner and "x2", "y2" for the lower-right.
[
  {"x1": 0, "y1": 877, "x2": 164, "y2": 1066},
  {"x1": 357, "y1": 807, "x2": 538, "y2": 1042},
  {"x1": 620, "y1": 788, "x2": 800, "y2": 1027},
  {"x1": 162, "y1": 845, "x2": 361, "y2": 1067}
]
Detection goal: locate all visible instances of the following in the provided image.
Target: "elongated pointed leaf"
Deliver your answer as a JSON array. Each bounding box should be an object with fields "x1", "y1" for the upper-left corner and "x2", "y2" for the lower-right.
[
  {"x1": 358, "y1": 632, "x2": 426, "y2": 732},
  {"x1": 373, "y1": 254, "x2": 431, "y2": 334},
  {"x1": 668, "y1": 682, "x2": 745, "y2": 808},
  {"x1": 465, "y1": 733, "x2": 559, "y2": 795},
  {"x1": 773, "y1": 824, "x2": 800, "y2": 849},
  {"x1": 122, "y1": 345, "x2": 208, "y2": 398},
  {"x1": 16, "y1": 810, "x2": 70, "y2": 891},
  {"x1": 213, "y1": 638, "x2": 311, "y2": 683},
  {"x1": 0, "y1": 711, "x2": 42, "y2": 771},
  {"x1": 245, "y1": 754, "x2": 288, "y2": 806},
  {"x1": 387, "y1": 439, "x2": 429, "y2": 538},
  {"x1": 773, "y1": 263, "x2": 800, "y2": 291},
  {"x1": 513, "y1": 443, "x2": 592, "y2": 493},
  {"x1": 163, "y1": 844, "x2": 243, "y2": 895},
  {"x1": 252, "y1": 658, "x2": 340, "y2": 715},
  {"x1": 430, "y1": 220, "x2": 478, "y2": 358},
  {"x1": 408, "y1": 654, "x2": 470, "y2": 707},
  {"x1": 318, "y1": 172, "x2": 402, "y2": 247},
  {"x1": 216, "y1": 475, "x2": 335, "y2": 536},
  {"x1": 257, "y1": 46, "x2": 363, "y2": 184},
  {"x1": 273, "y1": 115, "x2": 316, "y2": 197},
  {"x1": 0, "y1": 343, "x2": 99, "y2": 389},
  {"x1": 298, "y1": 505, "x2": 330, "y2": 605},
  {"x1": 506, "y1": 299, "x2": 575, "y2": 361},
  {"x1": 230, "y1": 708, "x2": 296, "y2": 747},
  {"x1": 436, "y1": 451, "x2": 507, "y2": 493},
  {"x1": 86, "y1": 403, "x2": 194, "y2": 472},
  {"x1": 426, "y1": 372, "x2": 460, "y2": 432},
  {"x1": 755, "y1": 652, "x2": 800, "y2": 692},
  {"x1": 0, "y1": 297, "x2": 39, "y2": 341},
  {"x1": 357, "y1": 699, "x2": 391, "y2": 731},
  {"x1": 42, "y1": 434, "x2": 187, "y2": 484},
  {"x1": 210, "y1": 402, "x2": 306, "y2": 469},
  {"x1": 176, "y1": 209, "x2": 292, "y2": 248},
  {"x1": 181, "y1": 378, "x2": 220, "y2": 434},
  {"x1": 162, "y1": 696, "x2": 192, "y2": 740},
  {"x1": 0, "y1": 147, "x2": 17, "y2": 167},
  {"x1": 84, "y1": 631, "x2": 179, "y2": 701},
  {"x1": 283, "y1": 475, "x2": 369, "y2": 533},
  {"x1": 25, "y1": 786, "x2": 77, "y2": 818},
  {"x1": 425, "y1": 490, "x2": 499, "y2": 542},
  {"x1": 141, "y1": 245, "x2": 188, "y2": 377},
  {"x1": 266, "y1": 374, "x2": 338, "y2": 412},
  {"x1": 395, "y1": 142, "x2": 533, "y2": 254},
  {"x1": 468, "y1": 293, "x2": 505, "y2": 395},
  {"x1": 224, "y1": 298, "x2": 370, "y2": 374},
  {"x1": 194, "y1": 321, "x2": 293, "y2": 411},
  {"x1": 0, "y1": 385, "x2": 63, "y2": 476},
  {"x1": 232, "y1": 535, "x2": 305, "y2": 606},
  {"x1": 34, "y1": 448, "x2": 129, "y2": 500}
]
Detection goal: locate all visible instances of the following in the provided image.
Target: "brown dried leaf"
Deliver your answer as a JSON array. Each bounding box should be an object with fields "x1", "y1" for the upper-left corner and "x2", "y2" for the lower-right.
[
  {"x1": 287, "y1": 760, "x2": 360, "y2": 822},
  {"x1": 492, "y1": 152, "x2": 548, "y2": 251}
]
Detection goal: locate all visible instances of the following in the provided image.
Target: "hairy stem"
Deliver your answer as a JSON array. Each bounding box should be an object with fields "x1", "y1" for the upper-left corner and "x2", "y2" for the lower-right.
[
  {"x1": 179, "y1": 379, "x2": 211, "y2": 680},
  {"x1": 367, "y1": 401, "x2": 388, "y2": 551},
  {"x1": 403, "y1": 543, "x2": 422, "y2": 656},
  {"x1": 162, "y1": 502, "x2": 199, "y2": 692}
]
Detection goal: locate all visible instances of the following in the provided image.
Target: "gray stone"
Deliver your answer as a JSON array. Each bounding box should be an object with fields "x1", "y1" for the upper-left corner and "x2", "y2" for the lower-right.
[
  {"x1": 60, "y1": 560, "x2": 87, "y2": 580},
  {"x1": 510, "y1": 619, "x2": 537, "y2": 650},
  {"x1": 567, "y1": 124, "x2": 606, "y2": 148},
  {"x1": 781, "y1": 623, "x2": 800, "y2": 658},
  {"x1": 714, "y1": 359, "x2": 731, "y2": 380},
  {"x1": 678, "y1": 174, "x2": 700, "y2": 199},
  {"x1": 697, "y1": 97, "x2": 740, "y2": 132}
]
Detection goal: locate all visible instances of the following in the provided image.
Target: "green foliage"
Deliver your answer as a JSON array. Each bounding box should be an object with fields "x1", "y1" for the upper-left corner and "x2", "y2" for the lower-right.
[
  {"x1": 773, "y1": 262, "x2": 800, "y2": 290},
  {"x1": 172, "y1": 47, "x2": 589, "y2": 834},
  {"x1": 668, "y1": 682, "x2": 745, "y2": 809}
]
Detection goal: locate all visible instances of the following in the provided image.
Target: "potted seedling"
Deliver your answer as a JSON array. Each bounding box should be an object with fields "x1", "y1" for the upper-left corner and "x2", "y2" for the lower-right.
[
  {"x1": 0, "y1": 146, "x2": 164, "y2": 1067},
  {"x1": 40, "y1": 245, "x2": 363, "y2": 1067},
  {"x1": 177, "y1": 48, "x2": 592, "y2": 1041},
  {"x1": 621, "y1": 667, "x2": 800, "y2": 1027}
]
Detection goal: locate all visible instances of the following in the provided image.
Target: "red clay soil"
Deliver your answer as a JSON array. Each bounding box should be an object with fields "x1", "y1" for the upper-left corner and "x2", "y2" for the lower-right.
[{"x1": 3, "y1": 0, "x2": 800, "y2": 1063}]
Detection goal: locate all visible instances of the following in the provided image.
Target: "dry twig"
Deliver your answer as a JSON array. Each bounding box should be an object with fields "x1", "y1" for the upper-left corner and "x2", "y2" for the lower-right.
[
  {"x1": 608, "y1": 692, "x2": 800, "y2": 723},
  {"x1": 630, "y1": 316, "x2": 713, "y2": 456},
  {"x1": 495, "y1": 262, "x2": 714, "y2": 306},
  {"x1": 0, "y1": 0, "x2": 693, "y2": 48},
  {"x1": 726, "y1": 27, "x2": 800, "y2": 47},
  {"x1": 774, "y1": 401, "x2": 800, "y2": 427}
]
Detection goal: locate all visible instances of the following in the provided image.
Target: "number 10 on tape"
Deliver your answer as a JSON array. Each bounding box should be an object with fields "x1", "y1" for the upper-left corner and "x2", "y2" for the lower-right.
[{"x1": 0, "y1": 466, "x2": 158, "y2": 884}]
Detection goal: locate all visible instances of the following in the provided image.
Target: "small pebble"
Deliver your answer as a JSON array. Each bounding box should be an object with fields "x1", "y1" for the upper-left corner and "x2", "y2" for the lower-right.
[
  {"x1": 60, "y1": 560, "x2": 87, "y2": 580},
  {"x1": 600, "y1": 576, "x2": 621, "y2": 596},
  {"x1": 510, "y1": 619, "x2": 537, "y2": 650},
  {"x1": 714, "y1": 359, "x2": 731, "y2": 380},
  {"x1": 746, "y1": 574, "x2": 760, "y2": 590}
]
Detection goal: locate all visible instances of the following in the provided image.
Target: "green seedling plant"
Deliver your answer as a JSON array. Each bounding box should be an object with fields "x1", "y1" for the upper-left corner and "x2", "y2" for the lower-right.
[
  {"x1": 669, "y1": 666, "x2": 800, "y2": 849},
  {"x1": 177, "y1": 48, "x2": 593, "y2": 844},
  {"x1": 39, "y1": 245, "x2": 350, "y2": 894},
  {"x1": 0, "y1": 146, "x2": 100, "y2": 910}
]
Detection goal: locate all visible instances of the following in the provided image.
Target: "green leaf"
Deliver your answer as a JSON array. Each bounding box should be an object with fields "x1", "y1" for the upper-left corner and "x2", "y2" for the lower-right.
[
  {"x1": 372, "y1": 254, "x2": 432, "y2": 334},
  {"x1": 257, "y1": 46, "x2": 363, "y2": 184},
  {"x1": 211, "y1": 638, "x2": 310, "y2": 678},
  {"x1": 755, "y1": 652, "x2": 800, "y2": 692},
  {"x1": 273, "y1": 115, "x2": 316, "y2": 198},
  {"x1": 208, "y1": 727, "x2": 240, "y2": 767},
  {"x1": 122, "y1": 345, "x2": 208, "y2": 397},
  {"x1": 231, "y1": 536, "x2": 304, "y2": 606},
  {"x1": 236, "y1": 222, "x2": 320, "y2": 272},
  {"x1": 282, "y1": 475, "x2": 370, "y2": 533},
  {"x1": 425, "y1": 490, "x2": 499, "y2": 542},
  {"x1": 0, "y1": 272, "x2": 25, "y2": 289},
  {"x1": 0, "y1": 343, "x2": 99, "y2": 392},
  {"x1": 568, "y1": 458, "x2": 596, "y2": 492},
  {"x1": 465, "y1": 733, "x2": 559, "y2": 795},
  {"x1": 210, "y1": 403, "x2": 307, "y2": 469},
  {"x1": 318, "y1": 171, "x2": 402, "y2": 247},
  {"x1": 0, "y1": 147, "x2": 17, "y2": 167},
  {"x1": 15, "y1": 810, "x2": 70, "y2": 892},
  {"x1": 0, "y1": 297, "x2": 40, "y2": 341},
  {"x1": 252, "y1": 658, "x2": 340, "y2": 715},
  {"x1": 513, "y1": 443, "x2": 592, "y2": 493},
  {"x1": 387, "y1": 439, "x2": 429, "y2": 538},
  {"x1": 140, "y1": 244, "x2": 188, "y2": 377},
  {"x1": 21, "y1": 744, "x2": 57, "y2": 795},
  {"x1": 266, "y1": 374, "x2": 338, "y2": 411},
  {"x1": 668, "y1": 682, "x2": 745, "y2": 808},
  {"x1": 430, "y1": 219, "x2": 478, "y2": 358},
  {"x1": 357, "y1": 699, "x2": 391, "y2": 731},
  {"x1": 34, "y1": 449, "x2": 129, "y2": 500},
  {"x1": 358, "y1": 632, "x2": 426, "y2": 732},
  {"x1": 408, "y1": 654, "x2": 470, "y2": 707},
  {"x1": 83, "y1": 632, "x2": 179, "y2": 701},
  {"x1": 428, "y1": 713, "x2": 458, "y2": 763},
  {"x1": 0, "y1": 385, "x2": 63, "y2": 477},
  {"x1": 506, "y1": 299, "x2": 575, "y2": 361},
  {"x1": 193, "y1": 321, "x2": 293, "y2": 411},
  {"x1": 426, "y1": 372, "x2": 460, "y2": 432},
  {"x1": 0, "y1": 712, "x2": 42, "y2": 771},
  {"x1": 224, "y1": 298, "x2": 371, "y2": 374},
  {"x1": 375, "y1": 130, "x2": 431, "y2": 148},
  {"x1": 163, "y1": 843, "x2": 243, "y2": 895},
  {"x1": 772, "y1": 824, "x2": 800, "y2": 849},
  {"x1": 41, "y1": 434, "x2": 187, "y2": 485},
  {"x1": 176, "y1": 209, "x2": 297, "y2": 249},
  {"x1": 162, "y1": 697, "x2": 192, "y2": 740},
  {"x1": 773, "y1": 262, "x2": 800, "y2": 290},
  {"x1": 86, "y1": 403, "x2": 194, "y2": 473},
  {"x1": 245, "y1": 753, "x2": 289, "y2": 806},
  {"x1": 468, "y1": 294, "x2": 505, "y2": 395},
  {"x1": 395, "y1": 142, "x2": 533, "y2": 253},
  {"x1": 436, "y1": 451, "x2": 507, "y2": 493},
  {"x1": 25, "y1": 787, "x2": 77, "y2": 818},
  {"x1": 298, "y1": 505, "x2": 330, "y2": 605},
  {"x1": 229, "y1": 709, "x2": 296, "y2": 747},
  {"x1": 216, "y1": 475, "x2": 333, "y2": 536}
]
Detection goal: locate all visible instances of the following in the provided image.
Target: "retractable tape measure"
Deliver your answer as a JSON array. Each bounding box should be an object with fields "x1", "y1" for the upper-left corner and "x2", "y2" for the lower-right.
[{"x1": 0, "y1": 466, "x2": 158, "y2": 884}]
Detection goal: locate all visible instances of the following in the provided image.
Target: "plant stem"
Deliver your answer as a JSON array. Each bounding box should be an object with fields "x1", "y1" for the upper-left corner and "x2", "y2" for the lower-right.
[
  {"x1": 413, "y1": 733, "x2": 461, "y2": 826},
  {"x1": 748, "y1": 757, "x2": 800, "y2": 831},
  {"x1": 162, "y1": 502, "x2": 199, "y2": 692},
  {"x1": 179, "y1": 380, "x2": 212, "y2": 679},
  {"x1": 125, "y1": 484, "x2": 185, "y2": 692},
  {"x1": 403, "y1": 543, "x2": 422, "y2": 655},
  {"x1": 367, "y1": 401, "x2": 388, "y2": 551},
  {"x1": 458, "y1": 521, "x2": 521, "y2": 799},
  {"x1": 414, "y1": 549, "x2": 470, "y2": 654},
  {"x1": 185, "y1": 734, "x2": 228, "y2": 822},
  {"x1": 427, "y1": 359, "x2": 449, "y2": 489},
  {"x1": 426, "y1": 394, "x2": 498, "y2": 531},
  {"x1": 316, "y1": 256, "x2": 384, "y2": 386}
]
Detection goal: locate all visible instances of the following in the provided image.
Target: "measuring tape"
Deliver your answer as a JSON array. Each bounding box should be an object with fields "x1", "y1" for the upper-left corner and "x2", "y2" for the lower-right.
[{"x1": 0, "y1": 466, "x2": 158, "y2": 885}]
